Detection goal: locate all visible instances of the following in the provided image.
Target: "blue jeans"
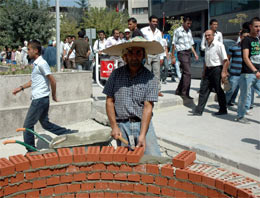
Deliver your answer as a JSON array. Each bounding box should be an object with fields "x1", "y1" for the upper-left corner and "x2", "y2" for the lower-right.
[
  {"x1": 23, "y1": 96, "x2": 72, "y2": 151},
  {"x1": 225, "y1": 75, "x2": 240, "y2": 104},
  {"x1": 237, "y1": 74, "x2": 260, "y2": 118},
  {"x1": 160, "y1": 56, "x2": 169, "y2": 82},
  {"x1": 117, "y1": 121, "x2": 161, "y2": 157}
]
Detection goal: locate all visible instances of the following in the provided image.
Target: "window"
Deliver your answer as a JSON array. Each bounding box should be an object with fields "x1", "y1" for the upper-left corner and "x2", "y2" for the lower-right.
[{"x1": 132, "y1": 7, "x2": 148, "y2": 15}]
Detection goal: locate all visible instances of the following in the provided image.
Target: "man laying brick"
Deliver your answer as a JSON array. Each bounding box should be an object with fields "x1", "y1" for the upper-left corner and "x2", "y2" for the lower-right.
[{"x1": 102, "y1": 37, "x2": 164, "y2": 156}]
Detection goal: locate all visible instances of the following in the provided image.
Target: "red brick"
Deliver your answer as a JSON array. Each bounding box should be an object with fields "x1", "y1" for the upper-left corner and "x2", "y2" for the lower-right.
[
  {"x1": 207, "y1": 188, "x2": 219, "y2": 198},
  {"x1": 73, "y1": 146, "x2": 86, "y2": 162},
  {"x1": 92, "y1": 163, "x2": 106, "y2": 170},
  {"x1": 90, "y1": 192, "x2": 104, "y2": 198},
  {"x1": 47, "y1": 176, "x2": 60, "y2": 185},
  {"x1": 142, "y1": 174, "x2": 154, "y2": 184},
  {"x1": 66, "y1": 165, "x2": 80, "y2": 173},
  {"x1": 73, "y1": 172, "x2": 86, "y2": 181},
  {"x1": 25, "y1": 153, "x2": 45, "y2": 169},
  {"x1": 60, "y1": 174, "x2": 73, "y2": 183},
  {"x1": 120, "y1": 164, "x2": 133, "y2": 172},
  {"x1": 155, "y1": 176, "x2": 168, "y2": 186},
  {"x1": 100, "y1": 146, "x2": 114, "y2": 162},
  {"x1": 57, "y1": 148, "x2": 73, "y2": 164},
  {"x1": 39, "y1": 169, "x2": 53, "y2": 177},
  {"x1": 193, "y1": 185, "x2": 208, "y2": 196},
  {"x1": 9, "y1": 154, "x2": 30, "y2": 172},
  {"x1": 161, "y1": 164, "x2": 174, "y2": 177},
  {"x1": 133, "y1": 164, "x2": 146, "y2": 172},
  {"x1": 148, "y1": 185, "x2": 160, "y2": 195},
  {"x1": 4, "y1": 185, "x2": 18, "y2": 196},
  {"x1": 114, "y1": 173, "x2": 127, "y2": 181},
  {"x1": 202, "y1": 175, "x2": 216, "y2": 187},
  {"x1": 81, "y1": 183, "x2": 94, "y2": 191},
  {"x1": 18, "y1": 182, "x2": 32, "y2": 191},
  {"x1": 108, "y1": 182, "x2": 120, "y2": 190},
  {"x1": 43, "y1": 152, "x2": 59, "y2": 166},
  {"x1": 128, "y1": 173, "x2": 140, "y2": 182},
  {"x1": 62, "y1": 194, "x2": 75, "y2": 198},
  {"x1": 134, "y1": 195, "x2": 145, "y2": 198},
  {"x1": 182, "y1": 182, "x2": 193, "y2": 192},
  {"x1": 10, "y1": 172, "x2": 24, "y2": 183},
  {"x1": 80, "y1": 166, "x2": 92, "y2": 171},
  {"x1": 104, "y1": 192, "x2": 117, "y2": 198},
  {"x1": 55, "y1": 185, "x2": 68, "y2": 194},
  {"x1": 33, "y1": 179, "x2": 46, "y2": 189},
  {"x1": 118, "y1": 193, "x2": 133, "y2": 198},
  {"x1": 175, "y1": 191, "x2": 186, "y2": 197},
  {"x1": 113, "y1": 146, "x2": 128, "y2": 162},
  {"x1": 176, "y1": 168, "x2": 189, "y2": 180},
  {"x1": 172, "y1": 150, "x2": 196, "y2": 169},
  {"x1": 224, "y1": 182, "x2": 238, "y2": 197},
  {"x1": 161, "y1": 188, "x2": 175, "y2": 196},
  {"x1": 121, "y1": 183, "x2": 134, "y2": 191},
  {"x1": 101, "y1": 172, "x2": 114, "y2": 180},
  {"x1": 188, "y1": 171, "x2": 202, "y2": 183},
  {"x1": 134, "y1": 184, "x2": 147, "y2": 193},
  {"x1": 76, "y1": 193, "x2": 89, "y2": 198},
  {"x1": 107, "y1": 164, "x2": 120, "y2": 171},
  {"x1": 95, "y1": 182, "x2": 109, "y2": 190},
  {"x1": 0, "y1": 157, "x2": 15, "y2": 176},
  {"x1": 26, "y1": 190, "x2": 39, "y2": 198},
  {"x1": 67, "y1": 183, "x2": 81, "y2": 192},
  {"x1": 41, "y1": 187, "x2": 54, "y2": 196},
  {"x1": 52, "y1": 168, "x2": 66, "y2": 175},
  {"x1": 146, "y1": 164, "x2": 159, "y2": 174},
  {"x1": 0, "y1": 178, "x2": 8, "y2": 187},
  {"x1": 126, "y1": 147, "x2": 144, "y2": 163},
  {"x1": 86, "y1": 146, "x2": 100, "y2": 162},
  {"x1": 26, "y1": 171, "x2": 39, "y2": 180},
  {"x1": 215, "y1": 179, "x2": 225, "y2": 191},
  {"x1": 13, "y1": 193, "x2": 26, "y2": 198},
  {"x1": 87, "y1": 172, "x2": 100, "y2": 180},
  {"x1": 169, "y1": 179, "x2": 182, "y2": 189}
]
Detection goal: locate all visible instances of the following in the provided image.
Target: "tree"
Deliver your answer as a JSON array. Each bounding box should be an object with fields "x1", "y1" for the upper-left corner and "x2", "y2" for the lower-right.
[
  {"x1": 228, "y1": 13, "x2": 248, "y2": 28},
  {"x1": 166, "y1": 16, "x2": 183, "y2": 37},
  {"x1": 0, "y1": 0, "x2": 55, "y2": 48},
  {"x1": 82, "y1": 7, "x2": 129, "y2": 37},
  {"x1": 60, "y1": 15, "x2": 80, "y2": 41},
  {"x1": 75, "y1": 0, "x2": 88, "y2": 11}
]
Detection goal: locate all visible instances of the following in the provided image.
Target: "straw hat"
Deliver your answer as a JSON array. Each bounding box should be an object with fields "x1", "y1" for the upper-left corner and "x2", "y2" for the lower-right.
[{"x1": 102, "y1": 36, "x2": 164, "y2": 56}]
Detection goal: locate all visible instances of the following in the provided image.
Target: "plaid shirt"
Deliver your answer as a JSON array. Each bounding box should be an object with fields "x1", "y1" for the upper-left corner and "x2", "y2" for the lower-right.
[
  {"x1": 103, "y1": 65, "x2": 158, "y2": 119},
  {"x1": 172, "y1": 26, "x2": 194, "y2": 52}
]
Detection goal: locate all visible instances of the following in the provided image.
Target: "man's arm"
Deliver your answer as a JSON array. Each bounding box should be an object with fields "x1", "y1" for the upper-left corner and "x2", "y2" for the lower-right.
[
  {"x1": 191, "y1": 46, "x2": 199, "y2": 60},
  {"x1": 243, "y1": 49, "x2": 260, "y2": 79},
  {"x1": 47, "y1": 74, "x2": 58, "y2": 102},
  {"x1": 201, "y1": 33, "x2": 206, "y2": 51},
  {"x1": 136, "y1": 101, "x2": 153, "y2": 149},
  {"x1": 171, "y1": 44, "x2": 176, "y2": 65},
  {"x1": 12, "y1": 80, "x2": 32, "y2": 95},
  {"x1": 106, "y1": 96, "x2": 122, "y2": 139},
  {"x1": 221, "y1": 59, "x2": 229, "y2": 82}
]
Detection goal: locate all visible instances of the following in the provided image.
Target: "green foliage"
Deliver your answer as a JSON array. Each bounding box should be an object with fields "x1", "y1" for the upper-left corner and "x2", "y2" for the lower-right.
[
  {"x1": 60, "y1": 15, "x2": 81, "y2": 41},
  {"x1": 166, "y1": 16, "x2": 183, "y2": 37},
  {"x1": 74, "y1": 0, "x2": 88, "y2": 10},
  {"x1": 0, "y1": 0, "x2": 55, "y2": 48},
  {"x1": 228, "y1": 13, "x2": 248, "y2": 28},
  {"x1": 82, "y1": 7, "x2": 129, "y2": 37}
]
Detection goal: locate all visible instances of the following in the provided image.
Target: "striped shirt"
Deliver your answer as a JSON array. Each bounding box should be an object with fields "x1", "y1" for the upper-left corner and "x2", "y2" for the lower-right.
[
  {"x1": 172, "y1": 26, "x2": 194, "y2": 52},
  {"x1": 103, "y1": 65, "x2": 158, "y2": 119},
  {"x1": 228, "y1": 43, "x2": 242, "y2": 76}
]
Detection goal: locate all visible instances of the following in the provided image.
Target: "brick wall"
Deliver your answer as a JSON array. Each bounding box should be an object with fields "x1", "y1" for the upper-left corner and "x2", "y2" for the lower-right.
[{"x1": 0, "y1": 146, "x2": 259, "y2": 198}]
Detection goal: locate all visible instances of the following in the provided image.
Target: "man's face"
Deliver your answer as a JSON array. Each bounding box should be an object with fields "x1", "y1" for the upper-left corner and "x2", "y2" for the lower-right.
[
  {"x1": 205, "y1": 30, "x2": 214, "y2": 43},
  {"x1": 210, "y1": 22, "x2": 218, "y2": 32},
  {"x1": 126, "y1": 47, "x2": 144, "y2": 66},
  {"x1": 68, "y1": 37, "x2": 72, "y2": 43},
  {"x1": 27, "y1": 44, "x2": 37, "y2": 59},
  {"x1": 128, "y1": 21, "x2": 137, "y2": 31},
  {"x1": 119, "y1": 32, "x2": 124, "y2": 39},
  {"x1": 125, "y1": 31, "x2": 130, "y2": 39},
  {"x1": 114, "y1": 30, "x2": 120, "y2": 40},
  {"x1": 250, "y1": 21, "x2": 260, "y2": 35},
  {"x1": 99, "y1": 33, "x2": 105, "y2": 40},
  {"x1": 150, "y1": 18, "x2": 158, "y2": 29},
  {"x1": 183, "y1": 20, "x2": 192, "y2": 30}
]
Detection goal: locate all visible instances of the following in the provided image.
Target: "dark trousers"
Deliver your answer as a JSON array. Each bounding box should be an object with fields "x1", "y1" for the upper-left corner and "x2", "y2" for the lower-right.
[
  {"x1": 195, "y1": 66, "x2": 227, "y2": 114},
  {"x1": 176, "y1": 50, "x2": 191, "y2": 96},
  {"x1": 23, "y1": 97, "x2": 71, "y2": 151}
]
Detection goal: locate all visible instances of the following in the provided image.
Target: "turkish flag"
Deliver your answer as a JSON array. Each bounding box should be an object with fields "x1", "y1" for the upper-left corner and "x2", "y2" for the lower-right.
[{"x1": 116, "y1": 4, "x2": 119, "y2": 12}]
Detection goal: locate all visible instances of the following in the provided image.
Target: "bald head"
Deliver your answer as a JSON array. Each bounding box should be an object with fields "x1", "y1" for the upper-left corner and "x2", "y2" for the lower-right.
[{"x1": 205, "y1": 29, "x2": 214, "y2": 44}]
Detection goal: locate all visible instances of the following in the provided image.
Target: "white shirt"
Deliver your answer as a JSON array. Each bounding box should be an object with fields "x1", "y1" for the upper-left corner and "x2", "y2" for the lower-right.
[
  {"x1": 201, "y1": 31, "x2": 223, "y2": 51},
  {"x1": 105, "y1": 36, "x2": 122, "y2": 48},
  {"x1": 64, "y1": 42, "x2": 75, "y2": 59},
  {"x1": 31, "y1": 56, "x2": 51, "y2": 100},
  {"x1": 162, "y1": 38, "x2": 168, "y2": 57},
  {"x1": 93, "y1": 39, "x2": 106, "y2": 53},
  {"x1": 205, "y1": 39, "x2": 227, "y2": 67},
  {"x1": 172, "y1": 26, "x2": 194, "y2": 52}
]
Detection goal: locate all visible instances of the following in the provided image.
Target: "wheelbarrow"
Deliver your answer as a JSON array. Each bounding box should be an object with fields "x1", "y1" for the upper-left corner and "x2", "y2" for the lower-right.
[{"x1": 3, "y1": 128, "x2": 129, "y2": 153}]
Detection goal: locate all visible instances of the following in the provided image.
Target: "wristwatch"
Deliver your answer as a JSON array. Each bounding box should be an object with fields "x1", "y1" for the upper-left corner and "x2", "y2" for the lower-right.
[{"x1": 253, "y1": 70, "x2": 259, "y2": 74}]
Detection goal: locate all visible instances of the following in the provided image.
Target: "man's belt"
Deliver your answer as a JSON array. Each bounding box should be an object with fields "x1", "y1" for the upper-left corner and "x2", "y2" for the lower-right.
[{"x1": 116, "y1": 116, "x2": 141, "y2": 123}]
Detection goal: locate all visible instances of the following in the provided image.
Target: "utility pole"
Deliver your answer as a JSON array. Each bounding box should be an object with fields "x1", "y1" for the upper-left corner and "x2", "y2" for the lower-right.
[{"x1": 56, "y1": 0, "x2": 61, "y2": 72}]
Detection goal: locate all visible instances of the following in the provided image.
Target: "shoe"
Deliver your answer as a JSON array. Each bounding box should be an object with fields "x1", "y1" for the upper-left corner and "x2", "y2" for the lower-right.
[
  {"x1": 214, "y1": 111, "x2": 227, "y2": 115},
  {"x1": 181, "y1": 95, "x2": 194, "y2": 100},
  {"x1": 158, "y1": 92, "x2": 164, "y2": 97},
  {"x1": 227, "y1": 102, "x2": 234, "y2": 107},
  {"x1": 246, "y1": 110, "x2": 253, "y2": 116},
  {"x1": 235, "y1": 117, "x2": 250, "y2": 124},
  {"x1": 192, "y1": 112, "x2": 202, "y2": 116}
]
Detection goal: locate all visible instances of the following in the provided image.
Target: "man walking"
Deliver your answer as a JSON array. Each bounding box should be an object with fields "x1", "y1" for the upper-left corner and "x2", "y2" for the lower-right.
[
  {"x1": 12, "y1": 40, "x2": 75, "y2": 152},
  {"x1": 128, "y1": 17, "x2": 144, "y2": 38},
  {"x1": 236, "y1": 17, "x2": 260, "y2": 123},
  {"x1": 102, "y1": 37, "x2": 163, "y2": 156},
  {"x1": 63, "y1": 35, "x2": 76, "y2": 69},
  {"x1": 141, "y1": 15, "x2": 164, "y2": 96},
  {"x1": 172, "y1": 16, "x2": 199, "y2": 100},
  {"x1": 93, "y1": 30, "x2": 107, "y2": 57},
  {"x1": 193, "y1": 30, "x2": 229, "y2": 116}
]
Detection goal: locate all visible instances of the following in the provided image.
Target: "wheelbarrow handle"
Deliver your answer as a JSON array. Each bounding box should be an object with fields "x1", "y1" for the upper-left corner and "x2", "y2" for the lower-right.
[
  {"x1": 16, "y1": 128, "x2": 26, "y2": 132},
  {"x1": 3, "y1": 139, "x2": 38, "y2": 152},
  {"x1": 3, "y1": 140, "x2": 16, "y2": 144},
  {"x1": 118, "y1": 136, "x2": 128, "y2": 145},
  {"x1": 16, "y1": 128, "x2": 51, "y2": 144}
]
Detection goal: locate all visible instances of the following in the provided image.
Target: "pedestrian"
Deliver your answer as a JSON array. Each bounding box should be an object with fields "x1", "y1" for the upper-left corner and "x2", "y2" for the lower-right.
[
  {"x1": 161, "y1": 32, "x2": 170, "y2": 84},
  {"x1": 11, "y1": 48, "x2": 16, "y2": 64},
  {"x1": 6, "y1": 47, "x2": 12, "y2": 64},
  {"x1": 0, "y1": 47, "x2": 6, "y2": 63},
  {"x1": 43, "y1": 40, "x2": 57, "y2": 67},
  {"x1": 15, "y1": 46, "x2": 23, "y2": 65},
  {"x1": 119, "y1": 31, "x2": 125, "y2": 41},
  {"x1": 124, "y1": 28, "x2": 131, "y2": 42},
  {"x1": 102, "y1": 36, "x2": 163, "y2": 156},
  {"x1": 141, "y1": 15, "x2": 164, "y2": 96},
  {"x1": 236, "y1": 17, "x2": 260, "y2": 123},
  {"x1": 226, "y1": 29, "x2": 250, "y2": 106},
  {"x1": 63, "y1": 35, "x2": 76, "y2": 69},
  {"x1": 171, "y1": 16, "x2": 199, "y2": 100},
  {"x1": 12, "y1": 40, "x2": 75, "y2": 152},
  {"x1": 193, "y1": 30, "x2": 229, "y2": 116},
  {"x1": 201, "y1": 19, "x2": 223, "y2": 51},
  {"x1": 67, "y1": 30, "x2": 91, "y2": 70},
  {"x1": 21, "y1": 41, "x2": 28, "y2": 65},
  {"x1": 128, "y1": 17, "x2": 144, "y2": 38},
  {"x1": 93, "y1": 30, "x2": 107, "y2": 57}
]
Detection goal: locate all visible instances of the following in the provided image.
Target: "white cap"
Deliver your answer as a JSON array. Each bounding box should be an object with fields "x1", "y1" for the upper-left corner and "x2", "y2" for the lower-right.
[{"x1": 124, "y1": 28, "x2": 130, "y2": 33}]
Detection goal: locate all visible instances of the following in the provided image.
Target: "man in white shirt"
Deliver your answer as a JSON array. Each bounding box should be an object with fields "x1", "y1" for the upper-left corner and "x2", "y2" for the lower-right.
[
  {"x1": 93, "y1": 30, "x2": 107, "y2": 56},
  {"x1": 193, "y1": 30, "x2": 229, "y2": 116},
  {"x1": 201, "y1": 19, "x2": 223, "y2": 51},
  {"x1": 21, "y1": 40, "x2": 28, "y2": 65},
  {"x1": 63, "y1": 35, "x2": 76, "y2": 69},
  {"x1": 141, "y1": 15, "x2": 164, "y2": 96},
  {"x1": 161, "y1": 32, "x2": 171, "y2": 84},
  {"x1": 171, "y1": 16, "x2": 199, "y2": 100}
]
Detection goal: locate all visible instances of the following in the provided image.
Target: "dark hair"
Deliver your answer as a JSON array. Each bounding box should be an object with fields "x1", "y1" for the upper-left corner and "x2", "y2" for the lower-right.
[
  {"x1": 250, "y1": 17, "x2": 260, "y2": 25},
  {"x1": 242, "y1": 21, "x2": 250, "y2": 32},
  {"x1": 183, "y1": 16, "x2": 192, "y2": 23},
  {"x1": 78, "y1": 30, "x2": 85, "y2": 38},
  {"x1": 112, "y1": 29, "x2": 119, "y2": 35},
  {"x1": 28, "y1": 40, "x2": 42, "y2": 55},
  {"x1": 241, "y1": 29, "x2": 250, "y2": 35},
  {"x1": 128, "y1": 17, "x2": 137, "y2": 23},
  {"x1": 210, "y1": 19, "x2": 218, "y2": 25},
  {"x1": 98, "y1": 30, "x2": 105, "y2": 34},
  {"x1": 149, "y1": 15, "x2": 158, "y2": 22}
]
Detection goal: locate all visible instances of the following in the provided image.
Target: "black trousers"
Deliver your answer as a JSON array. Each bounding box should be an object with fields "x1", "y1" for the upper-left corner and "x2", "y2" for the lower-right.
[{"x1": 195, "y1": 66, "x2": 227, "y2": 114}]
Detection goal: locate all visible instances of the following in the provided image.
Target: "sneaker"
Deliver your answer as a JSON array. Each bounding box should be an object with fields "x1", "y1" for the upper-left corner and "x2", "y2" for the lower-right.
[
  {"x1": 246, "y1": 110, "x2": 253, "y2": 116},
  {"x1": 162, "y1": 81, "x2": 167, "y2": 84},
  {"x1": 235, "y1": 117, "x2": 250, "y2": 124}
]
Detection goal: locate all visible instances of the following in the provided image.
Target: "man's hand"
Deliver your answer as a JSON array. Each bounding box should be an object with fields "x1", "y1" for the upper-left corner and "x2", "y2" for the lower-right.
[
  {"x1": 221, "y1": 71, "x2": 228, "y2": 83},
  {"x1": 256, "y1": 71, "x2": 260, "y2": 79},
  {"x1": 52, "y1": 94, "x2": 58, "y2": 102},
  {"x1": 194, "y1": 54, "x2": 199, "y2": 61},
  {"x1": 171, "y1": 56, "x2": 176, "y2": 65},
  {"x1": 111, "y1": 126, "x2": 122, "y2": 140},
  {"x1": 136, "y1": 134, "x2": 146, "y2": 149},
  {"x1": 12, "y1": 87, "x2": 22, "y2": 95}
]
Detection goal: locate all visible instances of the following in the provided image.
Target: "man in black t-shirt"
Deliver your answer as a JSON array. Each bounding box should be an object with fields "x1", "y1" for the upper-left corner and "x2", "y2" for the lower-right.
[
  {"x1": 236, "y1": 17, "x2": 260, "y2": 123},
  {"x1": 128, "y1": 17, "x2": 144, "y2": 38}
]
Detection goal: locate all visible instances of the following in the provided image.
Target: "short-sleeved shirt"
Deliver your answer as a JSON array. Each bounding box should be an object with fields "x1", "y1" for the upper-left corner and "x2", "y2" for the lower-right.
[
  {"x1": 103, "y1": 65, "x2": 158, "y2": 120},
  {"x1": 241, "y1": 36, "x2": 260, "y2": 73},
  {"x1": 31, "y1": 56, "x2": 51, "y2": 100},
  {"x1": 64, "y1": 42, "x2": 75, "y2": 59},
  {"x1": 228, "y1": 43, "x2": 242, "y2": 76},
  {"x1": 201, "y1": 31, "x2": 223, "y2": 51},
  {"x1": 205, "y1": 39, "x2": 227, "y2": 67},
  {"x1": 70, "y1": 38, "x2": 90, "y2": 64},
  {"x1": 172, "y1": 26, "x2": 194, "y2": 52}
]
